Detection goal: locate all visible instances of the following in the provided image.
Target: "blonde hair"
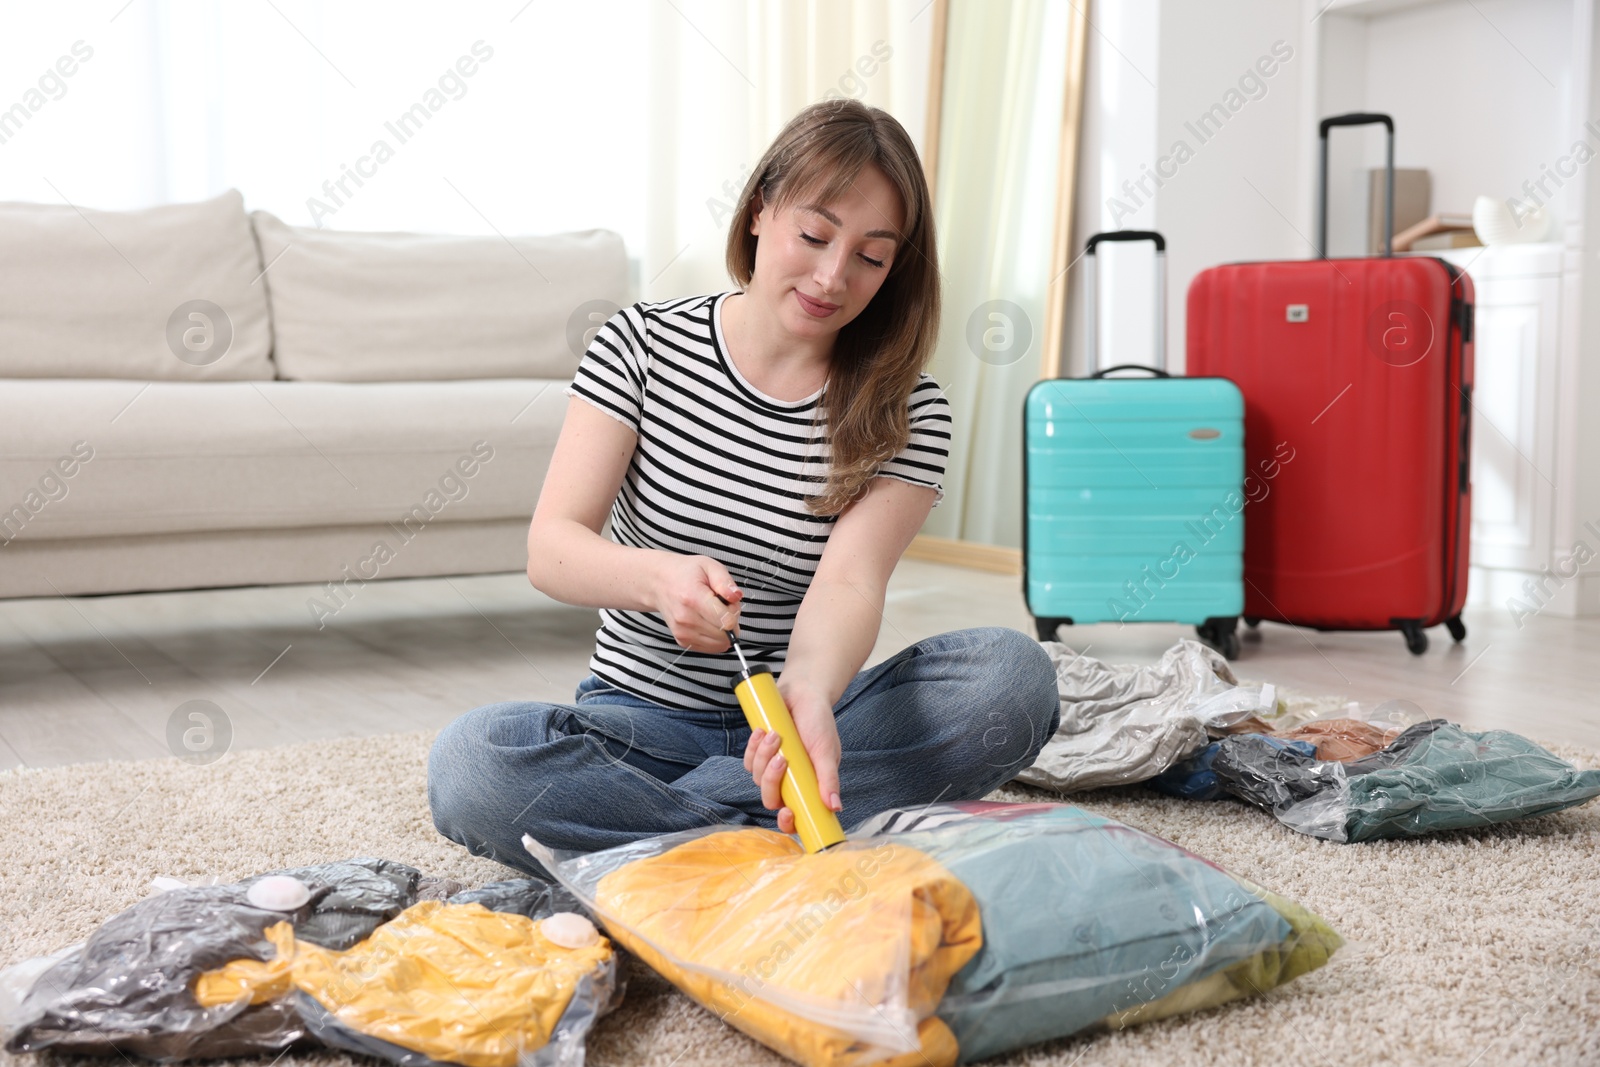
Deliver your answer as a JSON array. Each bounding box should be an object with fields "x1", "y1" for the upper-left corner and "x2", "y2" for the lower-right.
[{"x1": 725, "y1": 99, "x2": 941, "y2": 517}]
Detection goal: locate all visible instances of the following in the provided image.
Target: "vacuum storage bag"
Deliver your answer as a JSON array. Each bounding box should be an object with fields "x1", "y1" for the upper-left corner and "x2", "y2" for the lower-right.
[
  {"x1": 526, "y1": 800, "x2": 1342, "y2": 1067},
  {"x1": 1, "y1": 861, "x2": 620, "y2": 1067},
  {"x1": 1021, "y1": 639, "x2": 1280, "y2": 792},
  {"x1": 1209, "y1": 719, "x2": 1600, "y2": 842},
  {"x1": 0, "y1": 858, "x2": 424, "y2": 1060},
  {"x1": 193, "y1": 899, "x2": 620, "y2": 1067}
]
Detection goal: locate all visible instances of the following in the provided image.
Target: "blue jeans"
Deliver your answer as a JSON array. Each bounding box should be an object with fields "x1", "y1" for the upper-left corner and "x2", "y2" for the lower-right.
[{"x1": 426, "y1": 625, "x2": 1060, "y2": 877}]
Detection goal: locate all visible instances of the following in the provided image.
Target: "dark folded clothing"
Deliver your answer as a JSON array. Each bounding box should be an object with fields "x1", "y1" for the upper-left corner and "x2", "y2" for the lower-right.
[
  {"x1": 1151, "y1": 736, "x2": 1315, "y2": 801},
  {"x1": 446, "y1": 877, "x2": 584, "y2": 919}
]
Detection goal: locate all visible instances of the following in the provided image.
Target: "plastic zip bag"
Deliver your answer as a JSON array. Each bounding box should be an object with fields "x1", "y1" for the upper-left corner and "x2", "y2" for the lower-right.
[
  {"x1": 0, "y1": 945, "x2": 82, "y2": 1047},
  {"x1": 526, "y1": 824, "x2": 975, "y2": 1066},
  {"x1": 2, "y1": 860, "x2": 619, "y2": 1067},
  {"x1": 194, "y1": 900, "x2": 620, "y2": 1067},
  {"x1": 1149, "y1": 735, "x2": 1318, "y2": 801},
  {"x1": 1019, "y1": 639, "x2": 1279, "y2": 792},
  {"x1": 1, "y1": 857, "x2": 423, "y2": 1061},
  {"x1": 526, "y1": 800, "x2": 1342, "y2": 1066},
  {"x1": 1209, "y1": 719, "x2": 1600, "y2": 842}
]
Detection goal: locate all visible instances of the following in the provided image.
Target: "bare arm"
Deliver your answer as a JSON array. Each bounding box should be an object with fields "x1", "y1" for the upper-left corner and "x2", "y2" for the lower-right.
[
  {"x1": 526, "y1": 395, "x2": 663, "y2": 611},
  {"x1": 531, "y1": 395, "x2": 745, "y2": 652},
  {"x1": 781, "y1": 578, "x2": 886, "y2": 706},
  {"x1": 781, "y1": 475, "x2": 938, "y2": 703}
]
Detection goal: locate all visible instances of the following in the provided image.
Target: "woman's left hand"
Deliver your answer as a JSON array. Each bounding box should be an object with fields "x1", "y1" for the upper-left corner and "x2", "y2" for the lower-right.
[{"x1": 742, "y1": 679, "x2": 842, "y2": 835}]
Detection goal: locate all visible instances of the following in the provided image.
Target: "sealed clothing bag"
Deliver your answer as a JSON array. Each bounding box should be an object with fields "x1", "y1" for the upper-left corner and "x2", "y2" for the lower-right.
[
  {"x1": 1208, "y1": 719, "x2": 1600, "y2": 841},
  {"x1": 1, "y1": 860, "x2": 619, "y2": 1067},
  {"x1": 193, "y1": 900, "x2": 619, "y2": 1067},
  {"x1": 0, "y1": 858, "x2": 424, "y2": 1060},
  {"x1": 525, "y1": 800, "x2": 1342, "y2": 1066},
  {"x1": 1021, "y1": 639, "x2": 1279, "y2": 792}
]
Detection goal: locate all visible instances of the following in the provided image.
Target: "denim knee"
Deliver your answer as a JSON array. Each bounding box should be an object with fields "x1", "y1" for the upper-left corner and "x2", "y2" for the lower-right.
[
  {"x1": 984, "y1": 627, "x2": 1059, "y2": 761},
  {"x1": 999, "y1": 626, "x2": 1061, "y2": 742},
  {"x1": 924, "y1": 626, "x2": 1059, "y2": 779},
  {"x1": 960, "y1": 625, "x2": 1056, "y2": 695},
  {"x1": 426, "y1": 703, "x2": 504, "y2": 836}
]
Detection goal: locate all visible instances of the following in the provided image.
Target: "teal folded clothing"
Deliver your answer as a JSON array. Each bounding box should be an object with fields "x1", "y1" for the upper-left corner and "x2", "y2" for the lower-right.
[
  {"x1": 1210, "y1": 720, "x2": 1600, "y2": 842},
  {"x1": 1343, "y1": 722, "x2": 1600, "y2": 841},
  {"x1": 857, "y1": 803, "x2": 1299, "y2": 1063}
]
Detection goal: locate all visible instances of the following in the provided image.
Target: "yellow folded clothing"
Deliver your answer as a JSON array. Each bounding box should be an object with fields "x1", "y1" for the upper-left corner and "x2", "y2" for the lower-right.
[
  {"x1": 194, "y1": 900, "x2": 612, "y2": 1067},
  {"x1": 592, "y1": 828, "x2": 981, "y2": 1067}
]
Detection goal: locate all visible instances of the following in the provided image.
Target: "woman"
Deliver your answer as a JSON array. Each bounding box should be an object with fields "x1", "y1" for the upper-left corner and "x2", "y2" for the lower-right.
[{"x1": 427, "y1": 99, "x2": 1060, "y2": 875}]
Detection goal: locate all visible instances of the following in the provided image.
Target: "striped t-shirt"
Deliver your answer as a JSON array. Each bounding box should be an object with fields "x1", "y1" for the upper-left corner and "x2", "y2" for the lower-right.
[{"x1": 562, "y1": 290, "x2": 953, "y2": 713}]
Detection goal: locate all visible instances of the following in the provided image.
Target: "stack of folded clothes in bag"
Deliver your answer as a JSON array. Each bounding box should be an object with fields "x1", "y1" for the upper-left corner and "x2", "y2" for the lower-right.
[
  {"x1": 1198, "y1": 719, "x2": 1600, "y2": 841},
  {"x1": 525, "y1": 800, "x2": 1343, "y2": 1067},
  {"x1": 1027, "y1": 639, "x2": 1600, "y2": 842},
  {"x1": 0, "y1": 859, "x2": 622, "y2": 1067}
]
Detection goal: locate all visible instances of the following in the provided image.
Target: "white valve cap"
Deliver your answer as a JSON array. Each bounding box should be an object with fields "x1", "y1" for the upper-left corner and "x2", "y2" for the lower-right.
[
  {"x1": 247, "y1": 875, "x2": 312, "y2": 912},
  {"x1": 541, "y1": 911, "x2": 599, "y2": 949}
]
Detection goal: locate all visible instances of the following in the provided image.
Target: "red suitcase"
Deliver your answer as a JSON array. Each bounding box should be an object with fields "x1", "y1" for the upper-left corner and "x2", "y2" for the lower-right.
[{"x1": 1185, "y1": 112, "x2": 1473, "y2": 655}]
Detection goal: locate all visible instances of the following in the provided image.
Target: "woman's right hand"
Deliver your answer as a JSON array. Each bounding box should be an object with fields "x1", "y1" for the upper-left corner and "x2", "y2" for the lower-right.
[{"x1": 652, "y1": 554, "x2": 742, "y2": 652}]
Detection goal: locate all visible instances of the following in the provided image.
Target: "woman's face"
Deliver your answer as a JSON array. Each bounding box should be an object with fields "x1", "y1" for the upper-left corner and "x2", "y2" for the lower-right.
[{"x1": 748, "y1": 163, "x2": 905, "y2": 341}]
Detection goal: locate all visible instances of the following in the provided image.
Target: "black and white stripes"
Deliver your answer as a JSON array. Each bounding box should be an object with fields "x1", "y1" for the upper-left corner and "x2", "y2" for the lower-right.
[{"x1": 561, "y1": 290, "x2": 952, "y2": 712}]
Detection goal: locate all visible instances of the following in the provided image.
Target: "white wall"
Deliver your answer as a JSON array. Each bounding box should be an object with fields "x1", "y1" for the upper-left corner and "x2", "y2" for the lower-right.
[
  {"x1": 1153, "y1": 1, "x2": 1308, "y2": 371},
  {"x1": 1067, "y1": 0, "x2": 1311, "y2": 377},
  {"x1": 1063, "y1": 0, "x2": 1160, "y2": 378},
  {"x1": 1320, "y1": 0, "x2": 1575, "y2": 254}
]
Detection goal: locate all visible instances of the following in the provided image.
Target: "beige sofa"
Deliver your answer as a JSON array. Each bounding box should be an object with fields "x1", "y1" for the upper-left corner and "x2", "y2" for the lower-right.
[{"x1": 0, "y1": 190, "x2": 632, "y2": 600}]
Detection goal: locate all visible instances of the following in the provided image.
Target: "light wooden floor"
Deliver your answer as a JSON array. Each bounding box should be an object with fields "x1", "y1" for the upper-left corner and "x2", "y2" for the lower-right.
[{"x1": 1, "y1": 558, "x2": 1596, "y2": 769}]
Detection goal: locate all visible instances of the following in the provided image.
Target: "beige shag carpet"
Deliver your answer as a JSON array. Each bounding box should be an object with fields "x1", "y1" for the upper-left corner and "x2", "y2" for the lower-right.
[{"x1": 2, "y1": 723, "x2": 1598, "y2": 1067}]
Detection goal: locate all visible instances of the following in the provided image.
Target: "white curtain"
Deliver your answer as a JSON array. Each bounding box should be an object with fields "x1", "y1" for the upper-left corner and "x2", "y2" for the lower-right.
[
  {"x1": 920, "y1": 0, "x2": 1075, "y2": 548},
  {"x1": 637, "y1": 0, "x2": 932, "y2": 298},
  {"x1": 0, "y1": 0, "x2": 932, "y2": 303}
]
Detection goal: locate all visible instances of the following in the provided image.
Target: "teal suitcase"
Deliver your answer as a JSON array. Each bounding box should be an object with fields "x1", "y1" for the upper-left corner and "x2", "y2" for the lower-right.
[{"x1": 1023, "y1": 231, "x2": 1244, "y2": 658}]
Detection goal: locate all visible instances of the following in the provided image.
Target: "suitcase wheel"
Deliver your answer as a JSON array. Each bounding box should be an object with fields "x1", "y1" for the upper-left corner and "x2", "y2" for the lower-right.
[
  {"x1": 1243, "y1": 617, "x2": 1261, "y2": 630},
  {"x1": 1396, "y1": 619, "x2": 1429, "y2": 656},
  {"x1": 1034, "y1": 617, "x2": 1072, "y2": 642},
  {"x1": 1445, "y1": 615, "x2": 1467, "y2": 643},
  {"x1": 1196, "y1": 617, "x2": 1240, "y2": 661}
]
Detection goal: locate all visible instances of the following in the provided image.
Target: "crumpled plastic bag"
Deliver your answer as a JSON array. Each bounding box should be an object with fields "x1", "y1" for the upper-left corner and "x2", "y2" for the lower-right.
[
  {"x1": 194, "y1": 900, "x2": 619, "y2": 1067},
  {"x1": 447, "y1": 878, "x2": 586, "y2": 921},
  {"x1": 1210, "y1": 719, "x2": 1600, "y2": 842},
  {"x1": 1, "y1": 857, "x2": 422, "y2": 1060},
  {"x1": 525, "y1": 800, "x2": 1341, "y2": 1066},
  {"x1": 1149, "y1": 736, "x2": 1318, "y2": 801},
  {"x1": 1018, "y1": 639, "x2": 1278, "y2": 792}
]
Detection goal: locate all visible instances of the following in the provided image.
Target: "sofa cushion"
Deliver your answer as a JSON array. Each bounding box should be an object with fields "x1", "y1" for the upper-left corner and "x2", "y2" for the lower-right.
[
  {"x1": 0, "y1": 190, "x2": 274, "y2": 380},
  {"x1": 252, "y1": 212, "x2": 628, "y2": 382},
  {"x1": 0, "y1": 379, "x2": 564, "y2": 543}
]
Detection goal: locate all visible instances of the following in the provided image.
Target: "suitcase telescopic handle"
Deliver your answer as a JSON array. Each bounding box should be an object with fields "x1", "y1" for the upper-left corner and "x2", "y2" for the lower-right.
[
  {"x1": 1090, "y1": 364, "x2": 1171, "y2": 379},
  {"x1": 1086, "y1": 230, "x2": 1167, "y2": 253},
  {"x1": 1083, "y1": 230, "x2": 1166, "y2": 375},
  {"x1": 1317, "y1": 112, "x2": 1394, "y2": 259}
]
